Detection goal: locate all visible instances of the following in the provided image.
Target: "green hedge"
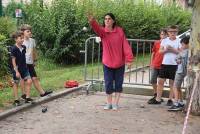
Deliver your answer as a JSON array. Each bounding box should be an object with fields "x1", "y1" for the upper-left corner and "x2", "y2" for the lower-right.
[
  {"x1": 0, "y1": 17, "x2": 16, "y2": 76},
  {"x1": 3, "y1": 0, "x2": 191, "y2": 65}
]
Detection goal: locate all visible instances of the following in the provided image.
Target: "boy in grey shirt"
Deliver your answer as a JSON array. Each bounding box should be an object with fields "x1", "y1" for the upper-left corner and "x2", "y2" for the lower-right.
[
  {"x1": 168, "y1": 36, "x2": 189, "y2": 111},
  {"x1": 20, "y1": 24, "x2": 52, "y2": 99}
]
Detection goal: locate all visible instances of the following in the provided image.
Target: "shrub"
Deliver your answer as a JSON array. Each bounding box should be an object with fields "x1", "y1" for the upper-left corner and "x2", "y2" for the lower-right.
[
  {"x1": 0, "y1": 17, "x2": 17, "y2": 37},
  {"x1": 0, "y1": 35, "x2": 9, "y2": 77},
  {"x1": 20, "y1": 0, "x2": 191, "y2": 64}
]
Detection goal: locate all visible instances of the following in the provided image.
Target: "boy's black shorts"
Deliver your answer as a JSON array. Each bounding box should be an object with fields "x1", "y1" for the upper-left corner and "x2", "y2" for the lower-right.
[
  {"x1": 158, "y1": 64, "x2": 177, "y2": 80},
  {"x1": 27, "y1": 64, "x2": 37, "y2": 78}
]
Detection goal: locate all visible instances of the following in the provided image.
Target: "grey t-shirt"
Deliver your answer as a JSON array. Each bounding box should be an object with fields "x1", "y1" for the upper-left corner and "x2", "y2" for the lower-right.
[
  {"x1": 176, "y1": 49, "x2": 189, "y2": 75},
  {"x1": 23, "y1": 38, "x2": 36, "y2": 64}
]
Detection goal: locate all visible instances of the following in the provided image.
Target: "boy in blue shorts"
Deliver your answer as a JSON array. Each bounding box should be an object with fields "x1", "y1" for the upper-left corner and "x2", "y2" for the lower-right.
[
  {"x1": 11, "y1": 31, "x2": 33, "y2": 105},
  {"x1": 168, "y1": 36, "x2": 189, "y2": 111}
]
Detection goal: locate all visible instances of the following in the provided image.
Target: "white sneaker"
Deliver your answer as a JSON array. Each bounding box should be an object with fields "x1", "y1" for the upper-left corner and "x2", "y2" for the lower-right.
[
  {"x1": 104, "y1": 104, "x2": 112, "y2": 110},
  {"x1": 112, "y1": 104, "x2": 119, "y2": 110}
]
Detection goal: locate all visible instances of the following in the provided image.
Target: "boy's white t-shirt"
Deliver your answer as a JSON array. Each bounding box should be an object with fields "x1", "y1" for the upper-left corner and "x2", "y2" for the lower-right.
[
  {"x1": 23, "y1": 38, "x2": 36, "y2": 64},
  {"x1": 161, "y1": 37, "x2": 181, "y2": 65}
]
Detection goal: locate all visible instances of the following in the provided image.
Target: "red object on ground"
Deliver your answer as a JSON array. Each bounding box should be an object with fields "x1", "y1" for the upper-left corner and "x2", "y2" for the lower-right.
[{"x1": 64, "y1": 80, "x2": 79, "y2": 88}]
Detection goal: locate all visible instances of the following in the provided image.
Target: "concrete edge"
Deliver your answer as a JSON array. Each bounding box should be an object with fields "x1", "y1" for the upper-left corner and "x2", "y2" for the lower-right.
[{"x1": 0, "y1": 84, "x2": 88, "y2": 120}]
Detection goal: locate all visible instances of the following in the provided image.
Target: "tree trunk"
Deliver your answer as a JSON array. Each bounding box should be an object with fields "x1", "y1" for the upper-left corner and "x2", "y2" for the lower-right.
[{"x1": 186, "y1": 0, "x2": 200, "y2": 115}]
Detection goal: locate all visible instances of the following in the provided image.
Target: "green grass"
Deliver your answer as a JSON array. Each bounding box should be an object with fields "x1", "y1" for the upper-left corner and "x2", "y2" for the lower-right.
[
  {"x1": 0, "y1": 53, "x2": 151, "y2": 110},
  {"x1": 0, "y1": 58, "x2": 86, "y2": 110}
]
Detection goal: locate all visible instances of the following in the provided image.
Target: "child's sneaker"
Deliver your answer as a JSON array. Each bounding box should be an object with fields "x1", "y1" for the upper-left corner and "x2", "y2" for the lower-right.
[
  {"x1": 40, "y1": 90, "x2": 53, "y2": 97},
  {"x1": 166, "y1": 99, "x2": 173, "y2": 106},
  {"x1": 147, "y1": 96, "x2": 156, "y2": 104},
  {"x1": 148, "y1": 98, "x2": 161, "y2": 104},
  {"x1": 13, "y1": 100, "x2": 21, "y2": 106},
  {"x1": 25, "y1": 98, "x2": 33, "y2": 103},
  {"x1": 148, "y1": 97, "x2": 164, "y2": 104},
  {"x1": 21, "y1": 94, "x2": 26, "y2": 100},
  {"x1": 112, "y1": 104, "x2": 119, "y2": 111},
  {"x1": 168, "y1": 104, "x2": 183, "y2": 111},
  {"x1": 104, "y1": 104, "x2": 112, "y2": 110}
]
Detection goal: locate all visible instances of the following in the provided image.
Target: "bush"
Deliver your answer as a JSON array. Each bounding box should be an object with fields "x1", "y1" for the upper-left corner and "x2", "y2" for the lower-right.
[
  {"x1": 24, "y1": 0, "x2": 87, "y2": 64},
  {"x1": 0, "y1": 17, "x2": 17, "y2": 37},
  {"x1": 20, "y1": 0, "x2": 191, "y2": 64},
  {"x1": 0, "y1": 35, "x2": 9, "y2": 77}
]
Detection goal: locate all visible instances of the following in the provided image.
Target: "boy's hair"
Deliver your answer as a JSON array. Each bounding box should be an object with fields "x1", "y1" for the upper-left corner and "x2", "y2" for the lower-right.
[
  {"x1": 160, "y1": 28, "x2": 167, "y2": 34},
  {"x1": 20, "y1": 24, "x2": 32, "y2": 32},
  {"x1": 167, "y1": 25, "x2": 179, "y2": 30},
  {"x1": 180, "y1": 36, "x2": 190, "y2": 45},
  {"x1": 11, "y1": 31, "x2": 23, "y2": 39}
]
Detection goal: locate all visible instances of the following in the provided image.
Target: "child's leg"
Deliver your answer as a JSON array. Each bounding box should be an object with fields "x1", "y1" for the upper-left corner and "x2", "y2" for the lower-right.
[
  {"x1": 169, "y1": 79, "x2": 174, "y2": 100},
  {"x1": 13, "y1": 83, "x2": 19, "y2": 100},
  {"x1": 32, "y1": 77, "x2": 45, "y2": 95},
  {"x1": 25, "y1": 78, "x2": 32, "y2": 98},
  {"x1": 150, "y1": 68, "x2": 159, "y2": 95},
  {"x1": 173, "y1": 87, "x2": 179, "y2": 102},
  {"x1": 156, "y1": 78, "x2": 165, "y2": 101},
  {"x1": 20, "y1": 79, "x2": 26, "y2": 95},
  {"x1": 178, "y1": 88, "x2": 183, "y2": 102},
  {"x1": 27, "y1": 64, "x2": 45, "y2": 94}
]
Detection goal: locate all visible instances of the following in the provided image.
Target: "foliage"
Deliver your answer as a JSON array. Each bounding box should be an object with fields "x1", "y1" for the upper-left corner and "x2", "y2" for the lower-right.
[
  {"x1": 2, "y1": 0, "x2": 192, "y2": 64},
  {"x1": 3, "y1": 0, "x2": 25, "y2": 18},
  {"x1": 0, "y1": 34, "x2": 9, "y2": 77},
  {"x1": 0, "y1": 17, "x2": 17, "y2": 37}
]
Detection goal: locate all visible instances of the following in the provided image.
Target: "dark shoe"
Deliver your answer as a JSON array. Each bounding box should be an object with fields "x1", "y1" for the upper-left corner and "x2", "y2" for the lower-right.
[
  {"x1": 161, "y1": 98, "x2": 164, "y2": 102},
  {"x1": 148, "y1": 99, "x2": 161, "y2": 104},
  {"x1": 166, "y1": 99, "x2": 173, "y2": 106},
  {"x1": 179, "y1": 103, "x2": 184, "y2": 107},
  {"x1": 25, "y1": 98, "x2": 33, "y2": 103},
  {"x1": 13, "y1": 100, "x2": 21, "y2": 106},
  {"x1": 148, "y1": 96, "x2": 156, "y2": 104},
  {"x1": 40, "y1": 91, "x2": 53, "y2": 97},
  {"x1": 168, "y1": 104, "x2": 183, "y2": 111},
  {"x1": 21, "y1": 94, "x2": 26, "y2": 100}
]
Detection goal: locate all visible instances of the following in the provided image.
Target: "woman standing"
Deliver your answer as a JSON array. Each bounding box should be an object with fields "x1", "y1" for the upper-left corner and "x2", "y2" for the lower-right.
[{"x1": 87, "y1": 13, "x2": 133, "y2": 110}]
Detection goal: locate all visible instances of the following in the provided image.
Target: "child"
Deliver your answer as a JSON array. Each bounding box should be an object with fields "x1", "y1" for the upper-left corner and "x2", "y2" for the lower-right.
[
  {"x1": 20, "y1": 24, "x2": 52, "y2": 98},
  {"x1": 168, "y1": 36, "x2": 189, "y2": 111},
  {"x1": 10, "y1": 31, "x2": 33, "y2": 105},
  {"x1": 148, "y1": 28, "x2": 167, "y2": 104},
  {"x1": 150, "y1": 25, "x2": 181, "y2": 106}
]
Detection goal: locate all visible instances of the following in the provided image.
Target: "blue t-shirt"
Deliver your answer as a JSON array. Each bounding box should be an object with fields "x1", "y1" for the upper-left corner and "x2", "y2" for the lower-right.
[{"x1": 10, "y1": 45, "x2": 28, "y2": 74}]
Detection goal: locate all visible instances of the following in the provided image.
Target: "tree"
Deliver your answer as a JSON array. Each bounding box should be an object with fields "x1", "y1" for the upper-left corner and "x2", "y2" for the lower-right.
[{"x1": 186, "y1": 0, "x2": 200, "y2": 115}]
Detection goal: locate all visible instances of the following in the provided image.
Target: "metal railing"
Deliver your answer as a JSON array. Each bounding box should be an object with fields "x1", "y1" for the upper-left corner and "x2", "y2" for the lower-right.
[
  {"x1": 81, "y1": 37, "x2": 155, "y2": 86},
  {"x1": 81, "y1": 37, "x2": 186, "y2": 92}
]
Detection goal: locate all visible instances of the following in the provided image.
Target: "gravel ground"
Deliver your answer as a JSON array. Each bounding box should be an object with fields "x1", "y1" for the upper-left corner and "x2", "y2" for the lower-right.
[{"x1": 0, "y1": 92, "x2": 199, "y2": 134}]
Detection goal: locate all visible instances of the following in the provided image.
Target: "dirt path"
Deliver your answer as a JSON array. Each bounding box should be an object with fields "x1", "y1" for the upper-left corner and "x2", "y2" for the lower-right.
[{"x1": 0, "y1": 92, "x2": 199, "y2": 134}]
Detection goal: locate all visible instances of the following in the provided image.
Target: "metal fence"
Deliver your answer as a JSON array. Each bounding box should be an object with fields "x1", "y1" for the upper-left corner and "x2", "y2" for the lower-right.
[
  {"x1": 81, "y1": 37, "x2": 156, "y2": 88},
  {"x1": 81, "y1": 37, "x2": 186, "y2": 92}
]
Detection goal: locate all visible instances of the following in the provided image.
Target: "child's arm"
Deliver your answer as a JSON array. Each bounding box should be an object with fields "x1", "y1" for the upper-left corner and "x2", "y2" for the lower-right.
[
  {"x1": 12, "y1": 57, "x2": 21, "y2": 78},
  {"x1": 32, "y1": 48, "x2": 38, "y2": 63},
  {"x1": 166, "y1": 45, "x2": 180, "y2": 54},
  {"x1": 32, "y1": 39, "x2": 38, "y2": 64}
]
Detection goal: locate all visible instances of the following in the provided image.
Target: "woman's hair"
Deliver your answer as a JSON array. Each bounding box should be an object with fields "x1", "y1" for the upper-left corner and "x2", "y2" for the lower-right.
[{"x1": 103, "y1": 13, "x2": 116, "y2": 28}]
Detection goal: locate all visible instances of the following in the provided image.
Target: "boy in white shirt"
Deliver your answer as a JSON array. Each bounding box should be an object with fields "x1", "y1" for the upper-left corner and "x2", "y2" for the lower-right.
[
  {"x1": 20, "y1": 24, "x2": 52, "y2": 99},
  {"x1": 150, "y1": 25, "x2": 181, "y2": 105}
]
